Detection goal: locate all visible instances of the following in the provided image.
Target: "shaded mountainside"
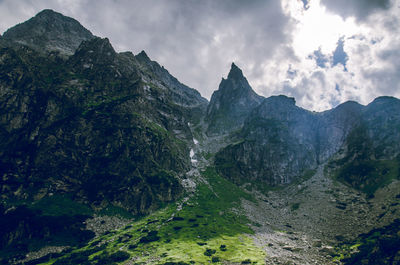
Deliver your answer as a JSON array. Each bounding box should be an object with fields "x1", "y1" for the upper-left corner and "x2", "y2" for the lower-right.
[
  {"x1": 0, "y1": 36, "x2": 193, "y2": 215},
  {"x1": 0, "y1": 9, "x2": 208, "y2": 262}
]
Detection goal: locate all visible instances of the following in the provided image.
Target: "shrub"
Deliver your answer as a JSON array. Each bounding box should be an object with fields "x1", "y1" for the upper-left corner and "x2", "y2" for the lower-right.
[
  {"x1": 139, "y1": 231, "x2": 160, "y2": 243},
  {"x1": 128, "y1": 244, "x2": 137, "y2": 250},
  {"x1": 204, "y1": 248, "x2": 216, "y2": 256}
]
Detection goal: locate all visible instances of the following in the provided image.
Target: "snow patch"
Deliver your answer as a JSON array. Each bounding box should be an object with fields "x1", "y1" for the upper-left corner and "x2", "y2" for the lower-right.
[{"x1": 190, "y1": 149, "x2": 197, "y2": 163}]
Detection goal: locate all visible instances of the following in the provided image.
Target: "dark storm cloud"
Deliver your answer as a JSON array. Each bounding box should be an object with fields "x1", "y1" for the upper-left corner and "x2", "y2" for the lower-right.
[{"x1": 321, "y1": 0, "x2": 391, "y2": 20}]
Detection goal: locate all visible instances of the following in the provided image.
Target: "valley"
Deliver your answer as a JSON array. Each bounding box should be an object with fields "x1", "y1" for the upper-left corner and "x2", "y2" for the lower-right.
[{"x1": 0, "y1": 9, "x2": 399, "y2": 265}]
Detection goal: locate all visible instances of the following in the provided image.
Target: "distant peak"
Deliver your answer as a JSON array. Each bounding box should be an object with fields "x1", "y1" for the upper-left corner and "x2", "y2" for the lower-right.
[
  {"x1": 227, "y1": 62, "x2": 244, "y2": 80},
  {"x1": 34, "y1": 9, "x2": 68, "y2": 21},
  {"x1": 136, "y1": 50, "x2": 151, "y2": 61},
  {"x1": 2, "y1": 9, "x2": 94, "y2": 55},
  {"x1": 372, "y1": 96, "x2": 398, "y2": 103}
]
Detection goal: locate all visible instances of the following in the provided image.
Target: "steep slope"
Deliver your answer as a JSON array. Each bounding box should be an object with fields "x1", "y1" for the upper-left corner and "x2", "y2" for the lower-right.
[
  {"x1": 1, "y1": 9, "x2": 94, "y2": 56},
  {"x1": 205, "y1": 63, "x2": 263, "y2": 135},
  {"x1": 134, "y1": 50, "x2": 208, "y2": 126},
  {"x1": 135, "y1": 51, "x2": 207, "y2": 108}
]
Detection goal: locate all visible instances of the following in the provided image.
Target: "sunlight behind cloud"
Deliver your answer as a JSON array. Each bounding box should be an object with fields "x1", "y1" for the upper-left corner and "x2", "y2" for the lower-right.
[{"x1": 283, "y1": 0, "x2": 360, "y2": 56}]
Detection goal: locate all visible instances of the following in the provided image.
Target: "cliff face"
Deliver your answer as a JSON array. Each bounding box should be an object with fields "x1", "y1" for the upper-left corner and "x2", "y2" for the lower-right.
[
  {"x1": 215, "y1": 95, "x2": 400, "y2": 190},
  {"x1": 215, "y1": 95, "x2": 318, "y2": 185}
]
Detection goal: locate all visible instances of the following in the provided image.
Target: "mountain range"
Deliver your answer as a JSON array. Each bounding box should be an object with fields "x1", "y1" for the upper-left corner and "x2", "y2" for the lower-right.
[{"x1": 0, "y1": 9, "x2": 399, "y2": 265}]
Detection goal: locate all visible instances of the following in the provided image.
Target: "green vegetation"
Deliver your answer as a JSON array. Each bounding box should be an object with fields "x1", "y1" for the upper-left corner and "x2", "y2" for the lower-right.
[
  {"x1": 40, "y1": 167, "x2": 266, "y2": 264},
  {"x1": 30, "y1": 194, "x2": 93, "y2": 216}
]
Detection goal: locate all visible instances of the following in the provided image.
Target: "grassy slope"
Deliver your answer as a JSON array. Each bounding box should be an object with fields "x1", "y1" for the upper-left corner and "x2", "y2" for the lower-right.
[{"x1": 38, "y1": 167, "x2": 266, "y2": 265}]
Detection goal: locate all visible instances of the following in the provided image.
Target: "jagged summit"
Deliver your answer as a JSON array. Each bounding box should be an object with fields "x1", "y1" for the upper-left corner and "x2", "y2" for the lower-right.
[
  {"x1": 227, "y1": 62, "x2": 244, "y2": 80},
  {"x1": 2, "y1": 9, "x2": 94, "y2": 55},
  {"x1": 136, "y1": 50, "x2": 151, "y2": 62},
  {"x1": 205, "y1": 63, "x2": 263, "y2": 134}
]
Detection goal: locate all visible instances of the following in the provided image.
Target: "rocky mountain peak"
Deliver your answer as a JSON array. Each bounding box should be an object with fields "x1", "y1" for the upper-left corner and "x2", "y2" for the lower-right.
[
  {"x1": 205, "y1": 63, "x2": 264, "y2": 134},
  {"x1": 35, "y1": 8, "x2": 62, "y2": 18},
  {"x1": 136, "y1": 50, "x2": 151, "y2": 62},
  {"x1": 2, "y1": 9, "x2": 94, "y2": 55},
  {"x1": 227, "y1": 62, "x2": 244, "y2": 80}
]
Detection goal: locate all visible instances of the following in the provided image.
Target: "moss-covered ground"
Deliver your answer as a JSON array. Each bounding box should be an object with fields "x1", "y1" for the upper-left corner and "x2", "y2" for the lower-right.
[{"x1": 37, "y1": 167, "x2": 266, "y2": 265}]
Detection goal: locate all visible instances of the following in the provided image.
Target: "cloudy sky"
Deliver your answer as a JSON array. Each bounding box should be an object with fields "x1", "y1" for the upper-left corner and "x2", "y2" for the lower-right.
[{"x1": 0, "y1": 0, "x2": 399, "y2": 111}]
